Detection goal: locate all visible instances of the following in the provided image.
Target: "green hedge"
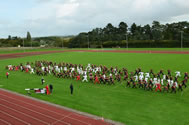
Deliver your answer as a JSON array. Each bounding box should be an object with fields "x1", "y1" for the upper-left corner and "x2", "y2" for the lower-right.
[{"x1": 102, "y1": 40, "x2": 189, "y2": 48}]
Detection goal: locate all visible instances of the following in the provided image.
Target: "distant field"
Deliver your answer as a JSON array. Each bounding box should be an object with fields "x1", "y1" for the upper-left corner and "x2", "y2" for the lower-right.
[
  {"x1": 0, "y1": 47, "x2": 63, "y2": 54},
  {"x1": 1, "y1": 47, "x2": 189, "y2": 54},
  {"x1": 0, "y1": 49, "x2": 189, "y2": 125}
]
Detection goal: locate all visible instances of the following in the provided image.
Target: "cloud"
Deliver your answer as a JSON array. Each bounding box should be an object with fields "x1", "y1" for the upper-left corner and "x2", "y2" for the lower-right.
[{"x1": 0, "y1": 0, "x2": 189, "y2": 38}]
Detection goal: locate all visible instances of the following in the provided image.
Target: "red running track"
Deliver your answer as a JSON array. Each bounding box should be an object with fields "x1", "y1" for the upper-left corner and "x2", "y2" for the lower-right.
[
  {"x1": 1, "y1": 49, "x2": 189, "y2": 60},
  {"x1": 0, "y1": 89, "x2": 116, "y2": 125}
]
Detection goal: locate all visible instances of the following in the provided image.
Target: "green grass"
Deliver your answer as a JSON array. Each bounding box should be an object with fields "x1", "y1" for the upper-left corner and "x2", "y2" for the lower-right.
[
  {"x1": 1, "y1": 47, "x2": 189, "y2": 54},
  {"x1": 1, "y1": 51, "x2": 189, "y2": 125},
  {"x1": 0, "y1": 48, "x2": 64, "y2": 54}
]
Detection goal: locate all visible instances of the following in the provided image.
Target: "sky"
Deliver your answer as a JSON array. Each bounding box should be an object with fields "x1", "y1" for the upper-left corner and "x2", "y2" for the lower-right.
[{"x1": 0, "y1": 0, "x2": 189, "y2": 38}]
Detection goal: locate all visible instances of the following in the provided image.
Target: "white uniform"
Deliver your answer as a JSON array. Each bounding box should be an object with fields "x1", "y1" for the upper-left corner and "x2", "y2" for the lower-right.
[
  {"x1": 139, "y1": 72, "x2": 144, "y2": 76},
  {"x1": 139, "y1": 75, "x2": 144, "y2": 81},
  {"x1": 145, "y1": 77, "x2": 148, "y2": 82},
  {"x1": 20, "y1": 66, "x2": 23, "y2": 71},
  {"x1": 87, "y1": 64, "x2": 91, "y2": 69},
  {"x1": 71, "y1": 67, "x2": 75, "y2": 72},
  {"x1": 157, "y1": 79, "x2": 160, "y2": 84},
  {"x1": 163, "y1": 75, "x2": 166, "y2": 80},
  {"x1": 161, "y1": 79, "x2": 164, "y2": 85},
  {"x1": 145, "y1": 73, "x2": 150, "y2": 78},
  {"x1": 134, "y1": 75, "x2": 138, "y2": 81},
  {"x1": 170, "y1": 80, "x2": 174, "y2": 87},
  {"x1": 82, "y1": 75, "x2": 88, "y2": 82},
  {"x1": 81, "y1": 70, "x2": 86, "y2": 75},
  {"x1": 41, "y1": 67, "x2": 45, "y2": 71},
  {"x1": 26, "y1": 65, "x2": 31, "y2": 69},
  {"x1": 30, "y1": 68, "x2": 34, "y2": 74},
  {"x1": 174, "y1": 82, "x2": 178, "y2": 88},
  {"x1": 103, "y1": 74, "x2": 106, "y2": 79},
  {"x1": 175, "y1": 71, "x2": 181, "y2": 77},
  {"x1": 153, "y1": 78, "x2": 157, "y2": 84},
  {"x1": 64, "y1": 67, "x2": 67, "y2": 71},
  {"x1": 57, "y1": 68, "x2": 60, "y2": 73}
]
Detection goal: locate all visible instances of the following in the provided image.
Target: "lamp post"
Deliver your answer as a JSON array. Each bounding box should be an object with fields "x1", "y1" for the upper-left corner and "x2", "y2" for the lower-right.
[
  {"x1": 62, "y1": 40, "x2": 64, "y2": 48},
  {"x1": 180, "y1": 26, "x2": 187, "y2": 50},
  {"x1": 23, "y1": 39, "x2": 25, "y2": 52},
  {"x1": 87, "y1": 34, "x2": 89, "y2": 49},
  {"x1": 181, "y1": 31, "x2": 183, "y2": 50},
  {"x1": 125, "y1": 33, "x2": 128, "y2": 49}
]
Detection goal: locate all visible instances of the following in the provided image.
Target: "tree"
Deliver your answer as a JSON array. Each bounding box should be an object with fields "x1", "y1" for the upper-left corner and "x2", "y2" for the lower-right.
[
  {"x1": 118, "y1": 22, "x2": 128, "y2": 40},
  {"x1": 104, "y1": 23, "x2": 115, "y2": 41},
  {"x1": 26, "y1": 31, "x2": 32, "y2": 42},
  {"x1": 8, "y1": 35, "x2": 11, "y2": 40},
  {"x1": 152, "y1": 21, "x2": 163, "y2": 42},
  {"x1": 130, "y1": 23, "x2": 137, "y2": 40},
  {"x1": 143, "y1": 24, "x2": 152, "y2": 40}
]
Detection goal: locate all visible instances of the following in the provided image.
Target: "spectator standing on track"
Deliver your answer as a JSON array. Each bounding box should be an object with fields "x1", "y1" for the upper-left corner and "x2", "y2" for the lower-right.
[
  {"x1": 6, "y1": 72, "x2": 9, "y2": 79},
  {"x1": 70, "y1": 83, "x2": 73, "y2": 95},
  {"x1": 49, "y1": 84, "x2": 53, "y2": 93}
]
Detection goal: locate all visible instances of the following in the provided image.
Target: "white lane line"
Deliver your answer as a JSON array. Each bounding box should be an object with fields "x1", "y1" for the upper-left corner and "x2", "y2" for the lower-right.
[
  {"x1": 0, "y1": 110, "x2": 30, "y2": 125},
  {"x1": 0, "y1": 118, "x2": 11, "y2": 125},
  {"x1": 0, "y1": 93, "x2": 91, "y2": 125},
  {"x1": 51, "y1": 113, "x2": 72, "y2": 125},
  {"x1": 0, "y1": 98, "x2": 69, "y2": 125},
  {"x1": 0, "y1": 103, "x2": 49, "y2": 125}
]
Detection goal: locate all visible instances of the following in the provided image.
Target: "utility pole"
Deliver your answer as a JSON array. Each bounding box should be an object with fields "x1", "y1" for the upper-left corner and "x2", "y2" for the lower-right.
[
  {"x1": 181, "y1": 31, "x2": 183, "y2": 50},
  {"x1": 87, "y1": 34, "x2": 89, "y2": 49},
  {"x1": 62, "y1": 40, "x2": 64, "y2": 48},
  {"x1": 23, "y1": 39, "x2": 25, "y2": 52},
  {"x1": 126, "y1": 33, "x2": 128, "y2": 50}
]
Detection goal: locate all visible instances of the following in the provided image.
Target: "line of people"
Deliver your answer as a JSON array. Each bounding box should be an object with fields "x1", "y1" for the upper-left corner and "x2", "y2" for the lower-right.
[{"x1": 5, "y1": 60, "x2": 188, "y2": 93}]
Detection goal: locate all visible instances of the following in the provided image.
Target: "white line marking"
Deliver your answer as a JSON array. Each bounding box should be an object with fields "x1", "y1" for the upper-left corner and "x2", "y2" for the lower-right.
[
  {"x1": 0, "y1": 103, "x2": 50, "y2": 125},
  {"x1": 51, "y1": 113, "x2": 72, "y2": 125},
  {"x1": 0, "y1": 118, "x2": 11, "y2": 125},
  {"x1": 0, "y1": 110, "x2": 30, "y2": 125},
  {"x1": 0, "y1": 93, "x2": 92, "y2": 125},
  {"x1": 0, "y1": 98, "x2": 69, "y2": 125}
]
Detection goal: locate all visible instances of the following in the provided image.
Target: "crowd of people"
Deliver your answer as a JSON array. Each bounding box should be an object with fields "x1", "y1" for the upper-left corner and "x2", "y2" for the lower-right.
[{"x1": 5, "y1": 60, "x2": 188, "y2": 93}]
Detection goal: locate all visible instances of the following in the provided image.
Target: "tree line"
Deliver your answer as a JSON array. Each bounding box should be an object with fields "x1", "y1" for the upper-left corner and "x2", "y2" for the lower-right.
[
  {"x1": 0, "y1": 31, "x2": 71, "y2": 48},
  {"x1": 69, "y1": 21, "x2": 189, "y2": 48},
  {"x1": 1, "y1": 21, "x2": 189, "y2": 48}
]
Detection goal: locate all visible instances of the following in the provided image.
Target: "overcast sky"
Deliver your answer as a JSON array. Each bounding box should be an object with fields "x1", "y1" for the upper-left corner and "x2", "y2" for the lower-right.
[{"x1": 0, "y1": 0, "x2": 189, "y2": 38}]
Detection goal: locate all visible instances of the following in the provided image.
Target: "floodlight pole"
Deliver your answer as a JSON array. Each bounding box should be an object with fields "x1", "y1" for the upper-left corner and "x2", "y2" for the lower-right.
[
  {"x1": 126, "y1": 33, "x2": 128, "y2": 50},
  {"x1": 87, "y1": 34, "x2": 89, "y2": 49},
  {"x1": 181, "y1": 31, "x2": 183, "y2": 50},
  {"x1": 23, "y1": 39, "x2": 25, "y2": 52}
]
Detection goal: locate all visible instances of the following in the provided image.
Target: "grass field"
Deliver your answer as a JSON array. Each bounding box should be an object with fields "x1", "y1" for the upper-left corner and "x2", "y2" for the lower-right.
[
  {"x1": 1, "y1": 50, "x2": 189, "y2": 125},
  {"x1": 1, "y1": 47, "x2": 189, "y2": 54}
]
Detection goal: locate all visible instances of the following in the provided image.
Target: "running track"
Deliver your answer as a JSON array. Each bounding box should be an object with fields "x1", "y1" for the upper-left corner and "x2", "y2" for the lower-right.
[
  {"x1": 0, "y1": 89, "x2": 119, "y2": 125},
  {"x1": 0, "y1": 49, "x2": 188, "y2": 125},
  {"x1": 0, "y1": 49, "x2": 189, "y2": 60}
]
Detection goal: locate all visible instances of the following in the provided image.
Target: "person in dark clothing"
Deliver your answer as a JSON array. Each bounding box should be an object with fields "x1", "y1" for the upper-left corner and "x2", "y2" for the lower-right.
[
  {"x1": 182, "y1": 80, "x2": 187, "y2": 88},
  {"x1": 49, "y1": 84, "x2": 53, "y2": 93},
  {"x1": 70, "y1": 83, "x2": 73, "y2": 95},
  {"x1": 163, "y1": 86, "x2": 169, "y2": 93},
  {"x1": 126, "y1": 81, "x2": 130, "y2": 87},
  {"x1": 41, "y1": 77, "x2": 45, "y2": 85},
  {"x1": 178, "y1": 84, "x2": 183, "y2": 91}
]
